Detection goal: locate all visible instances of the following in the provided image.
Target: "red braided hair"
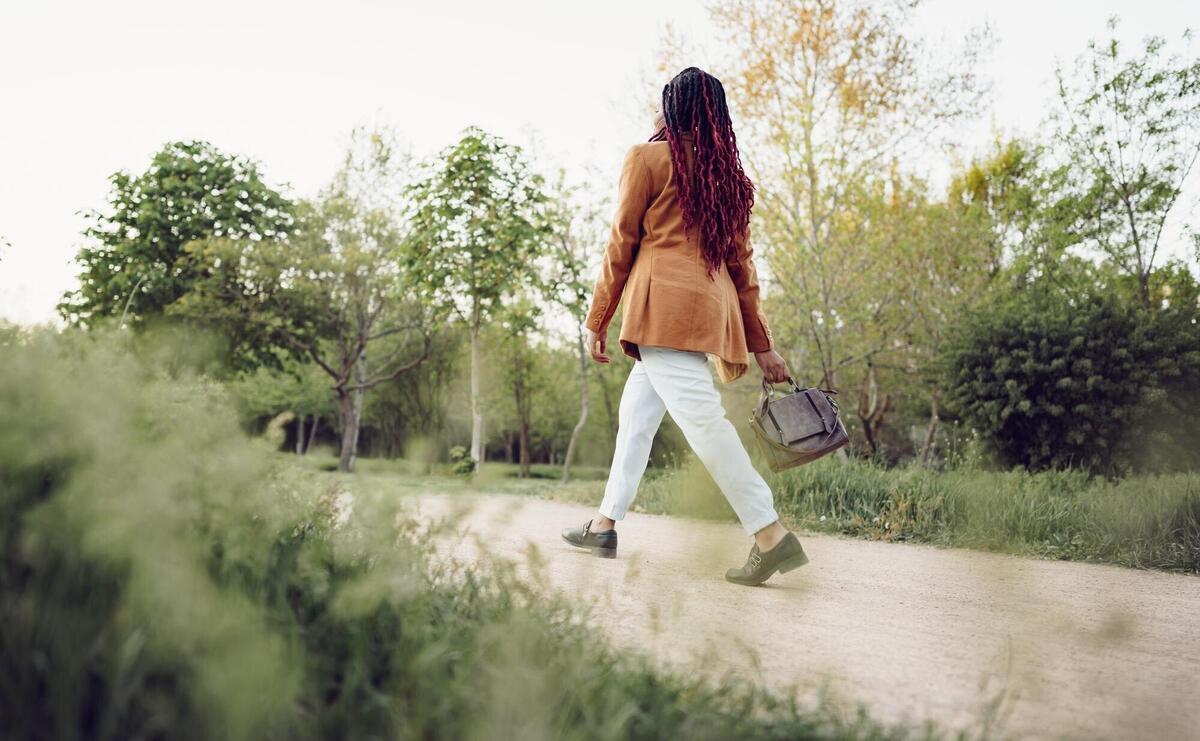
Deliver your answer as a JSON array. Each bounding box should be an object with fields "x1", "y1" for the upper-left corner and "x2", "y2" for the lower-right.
[{"x1": 650, "y1": 67, "x2": 755, "y2": 279}]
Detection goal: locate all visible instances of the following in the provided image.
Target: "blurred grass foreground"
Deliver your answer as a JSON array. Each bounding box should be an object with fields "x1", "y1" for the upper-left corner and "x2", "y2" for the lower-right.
[{"x1": 0, "y1": 328, "x2": 926, "y2": 740}]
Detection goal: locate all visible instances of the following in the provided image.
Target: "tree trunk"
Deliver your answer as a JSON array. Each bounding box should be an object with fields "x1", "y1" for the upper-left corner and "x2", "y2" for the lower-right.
[
  {"x1": 469, "y1": 325, "x2": 484, "y2": 464},
  {"x1": 562, "y1": 330, "x2": 590, "y2": 483},
  {"x1": 295, "y1": 415, "x2": 306, "y2": 455},
  {"x1": 920, "y1": 386, "x2": 941, "y2": 464},
  {"x1": 513, "y1": 373, "x2": 530, "y2": 478},
  {"x1": 337, "y1": 391, "x2": 357, "y2": 473},
  {"x1": 598, "y1": 368, "x2": 617, "y2": 438},
  {"x1": 348, "y1": 355, "x2": 366, "y2": 471},
  {"x1": 518, "y1": 418, "x2": 531, "y2": 478},
  {"x1": 855, "y1": 363, "x2": 892, "y2": 458},
  {"x1": 304, "y1": 415, "x2": 319, "y2": 455}
]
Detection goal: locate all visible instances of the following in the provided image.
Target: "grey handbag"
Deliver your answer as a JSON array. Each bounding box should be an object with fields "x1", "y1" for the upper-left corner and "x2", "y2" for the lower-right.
[{"x1": 749, "y1": 377, "x2": 849, "y2": 472}]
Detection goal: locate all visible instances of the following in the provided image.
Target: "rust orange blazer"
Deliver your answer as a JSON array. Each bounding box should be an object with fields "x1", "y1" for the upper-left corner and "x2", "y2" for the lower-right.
[{"x1": 584, "y1": 135, "x2": 774, "y2": 383}]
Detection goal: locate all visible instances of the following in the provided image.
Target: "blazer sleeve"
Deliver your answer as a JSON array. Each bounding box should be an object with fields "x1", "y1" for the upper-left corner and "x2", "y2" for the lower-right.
[
  {"x1": 584, "y1": 145, "x2": 653, "y2": 335},
  {"x1": 725, "y1": 223, "x2": 774, "y2": 352}
]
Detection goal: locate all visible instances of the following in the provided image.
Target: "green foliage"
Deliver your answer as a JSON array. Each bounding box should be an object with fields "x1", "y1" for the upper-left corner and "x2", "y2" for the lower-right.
[
  {"x1": 491, "y1": 298, "x2": 544, "y2": 475},
  {"x1": 175, "y1": 130, "x2": 434, "y2": 471},
  {"x1": 448, "y1": 445, "x2": 476, "y2": 476},
  {"x1": 948, "y1": 138, "x2": 1079, "y2": 275},
  {"x1": 1053, "y1": 21, "x2": 1200, "y2": 307},
  {"x1": 403, "y1": 127, "x2": 552, "y2": 463},
  {"x1": 0, "y1": 329, "x2": 920, "y2": 740},
  {"x1": 701, "y1": 0, "x2": 992, "y2": 457},
  {"x1": 359, "y1": 326, "x2": 468, "y2": 460},
  {"x1": 541, "y1": 167, "x2": 609, "y2": 321},
  {"x1": 228, "y1": 358, "x2": 334, "y2": 421},
  {"x1": 177, "y1": 131, "x2": 431, "y2": 377},
  {"x1": 938, "y1": 268, "x2": 1200, "y2": 473},
  {"x1": 59, "y1": 141, "x2": 293, "y2": 327},
  {"x1": 403, "y1": 128, "x2": 549, "y2": 328},
  {"x1": 0, "y1": 329, "x2": 301, "y2": 739}
]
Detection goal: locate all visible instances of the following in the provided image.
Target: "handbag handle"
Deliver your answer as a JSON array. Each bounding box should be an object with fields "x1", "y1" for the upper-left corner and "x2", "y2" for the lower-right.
[
  {"x1": 758, "y1": 378, "x2": 835, "y2": 400},
  {"x1": 761, "y1": 376, "x2": 802, "y2": 399}
]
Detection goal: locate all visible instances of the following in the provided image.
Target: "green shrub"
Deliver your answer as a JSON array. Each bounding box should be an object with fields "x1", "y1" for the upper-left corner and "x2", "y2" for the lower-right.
[
  {"x1": 938, "y1": 277, "x2": 1200, "y2": 474},
  {"x1": 0, "y1": 330, "x2": 301, "y2": 740},
  {"x1": 0, "y1": 330, "x2": 921, "y2": 741},
  {"x1": 449, "y1": 445, "x2": 476, "y2": 476}
]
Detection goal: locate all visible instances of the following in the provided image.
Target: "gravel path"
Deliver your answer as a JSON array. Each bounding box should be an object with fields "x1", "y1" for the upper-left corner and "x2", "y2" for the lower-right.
[{"x1": 414, "y1": 493, "x2": 1200, "y2": 740}]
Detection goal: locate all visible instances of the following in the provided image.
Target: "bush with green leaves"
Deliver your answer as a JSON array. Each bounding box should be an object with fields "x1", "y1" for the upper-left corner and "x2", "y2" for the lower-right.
[
  {"x1": 937, "y1": 275, "x2": 1200, "y2": 474},
  {"x1": 1, "y1": 329, "x2": 919, "y2": 741},
  {"x1": 449, "y1": 445, "x2": 477, "y2": 476}
]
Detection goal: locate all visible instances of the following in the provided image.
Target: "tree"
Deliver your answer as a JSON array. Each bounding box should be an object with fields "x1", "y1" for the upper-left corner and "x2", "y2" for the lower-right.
[
  {"x1": 949, "y1": 138, "x2": 1059, "y2": 276},
  {"x1": 497, "y1": 298, "x2": 542, "y2": 478},
  {"x1": 543, "y1": 170, "x2": 608, "y2": 481},
  {"x1": 404, "y1": 128, "x2": 549, "y2": 464},
  {"x1": 60, "y1": 141, "x2": 293, "y2": 326},
  {"x1": 672, "y1": 0, "x2": 988, "y2": 454},
  {"x1": 1054, "y1": 21, "x2": 1200, "y2": 309},
  {"x1": 177, "y1": 131, "x2": 433, "y2": 472},
  {"x1": 898, "y1": 189, "x2": 996, "y2": 461},
  {"x1": 362, "y1": 327, "x2": 467, "y2": 464}
]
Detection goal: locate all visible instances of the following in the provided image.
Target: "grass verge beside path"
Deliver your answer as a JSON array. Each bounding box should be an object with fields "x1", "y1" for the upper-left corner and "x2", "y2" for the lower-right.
[
  {"x1": 770, "y1": 460, "x2": 1200, "y2": 571},
  {"x1": 356, "y1": 455, "x2": 1200, "y2": 573}
]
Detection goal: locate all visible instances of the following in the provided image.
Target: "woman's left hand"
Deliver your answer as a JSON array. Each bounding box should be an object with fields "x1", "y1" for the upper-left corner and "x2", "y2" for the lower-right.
[
  {"x1": 585, "y1": 329, "x2": 610, "y2": 364},
  {"x1": 754, "y1": 350, "x2": 790, "y2": 384}
]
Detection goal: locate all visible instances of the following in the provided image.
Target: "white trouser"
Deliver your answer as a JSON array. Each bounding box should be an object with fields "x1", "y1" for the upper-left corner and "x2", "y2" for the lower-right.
[{"x1": 598, "y1": 345, "x2": 780, "y2": 536}]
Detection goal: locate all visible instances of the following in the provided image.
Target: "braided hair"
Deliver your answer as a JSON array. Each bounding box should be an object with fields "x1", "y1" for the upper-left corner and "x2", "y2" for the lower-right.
[{"x1": 650, "y1": 67, "x2": 755, "y2": 278}]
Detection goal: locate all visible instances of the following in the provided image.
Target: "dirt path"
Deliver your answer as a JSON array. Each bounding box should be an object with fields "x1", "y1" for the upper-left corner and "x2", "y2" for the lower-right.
[{"x1": 413, "y1": 493, "x2": 1200, "y2": 740}]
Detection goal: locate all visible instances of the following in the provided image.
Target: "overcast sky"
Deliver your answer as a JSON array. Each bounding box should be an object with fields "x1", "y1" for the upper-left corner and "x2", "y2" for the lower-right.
[{"x1": 1, "y1": 0, "x2": 1196, "y2": 325}]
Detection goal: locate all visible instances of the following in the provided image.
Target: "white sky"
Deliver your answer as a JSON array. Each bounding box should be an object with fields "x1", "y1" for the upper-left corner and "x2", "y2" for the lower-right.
[{"x1": 1, "y1": 0, "x2": 1197, "y2": 325}]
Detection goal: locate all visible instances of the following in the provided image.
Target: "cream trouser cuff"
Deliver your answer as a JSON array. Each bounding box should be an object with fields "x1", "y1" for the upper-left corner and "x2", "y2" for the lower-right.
[{"x1": 597, "y1": 345, "x2": 780, "y2": 536}]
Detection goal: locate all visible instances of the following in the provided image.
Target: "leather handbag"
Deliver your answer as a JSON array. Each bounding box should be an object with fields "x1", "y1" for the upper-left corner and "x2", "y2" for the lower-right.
[{"x1": 749, "y1": 378, "x2": 849, "y2": 472}]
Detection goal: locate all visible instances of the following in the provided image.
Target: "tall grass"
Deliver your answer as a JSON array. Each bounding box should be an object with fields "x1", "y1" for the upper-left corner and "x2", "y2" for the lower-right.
[
  {"x1": 772, "y1": 458, "x2": 1200, "y2": 570},
  {"x1": 572, "y1": 453, "x2": 1200, "y2": 572},
  {"x1": 0, "y1": 329, "x2": 929, "y2": 740}
]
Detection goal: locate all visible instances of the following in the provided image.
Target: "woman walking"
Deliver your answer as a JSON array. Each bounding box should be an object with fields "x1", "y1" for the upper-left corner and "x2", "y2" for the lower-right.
[{"x1": 561, "y1": 67, "x2": 808, "y2": 586}]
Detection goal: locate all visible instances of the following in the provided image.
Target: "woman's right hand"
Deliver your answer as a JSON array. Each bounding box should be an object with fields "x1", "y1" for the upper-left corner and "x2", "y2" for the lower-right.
[
  {"x1": 586, "y1": 329, "x2": 610, "y2": 364},
  {"x1": 755, "y1": 349, "x2": 790, "y2": 383}
]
